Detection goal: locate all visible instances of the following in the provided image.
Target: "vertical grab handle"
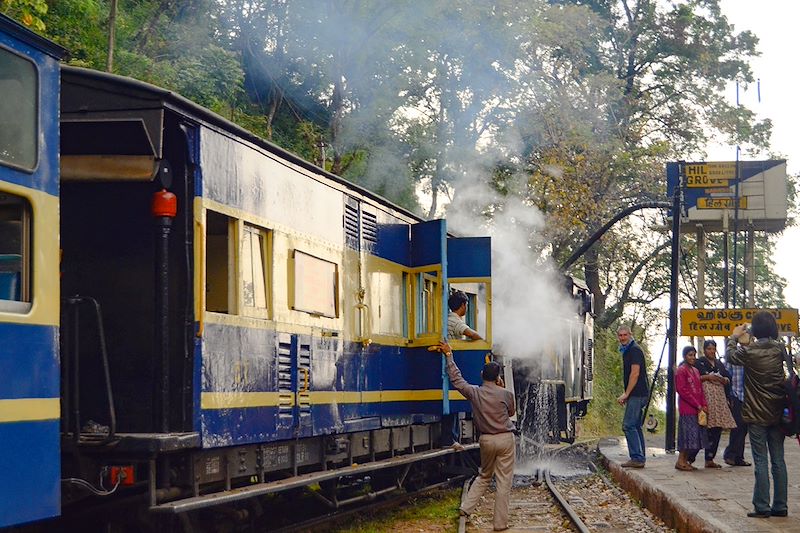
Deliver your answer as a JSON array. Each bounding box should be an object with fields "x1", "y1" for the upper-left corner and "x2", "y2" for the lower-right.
[
  {"x1": 356, "y1": 302, "x2": 371, "y2": 347},
  {"x1": 195, "y1": 217, "x2": 205, "y2": 338}
]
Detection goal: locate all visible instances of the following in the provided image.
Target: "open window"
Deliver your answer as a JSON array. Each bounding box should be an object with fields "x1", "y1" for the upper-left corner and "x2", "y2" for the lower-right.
[
  {"x1": 205, "y1": 210, "x2": 235, "y2": 314},
  {"x1": 448, "y1": 281, "x2": 489, "y2": 340},
  {"x1": 0, "y1": 191, "x2": 31, "y2": 313}
]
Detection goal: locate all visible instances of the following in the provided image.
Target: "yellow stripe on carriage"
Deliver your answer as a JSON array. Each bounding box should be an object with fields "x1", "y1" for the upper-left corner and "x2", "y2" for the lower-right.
[
  {"x1": 201, "y1": 389, "x2": 466, "y2": 410},
  {"x1": 201, "y1": 392, "x2": 293, "y2": 409},
  {"x1": 0, "y1": 398, "x2": 60, "y2": 423}
]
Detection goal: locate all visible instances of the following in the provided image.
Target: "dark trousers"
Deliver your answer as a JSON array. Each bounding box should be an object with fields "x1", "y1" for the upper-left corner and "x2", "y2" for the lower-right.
[
  {"x1": 687, "y1": 427, "x2": 721, "y2": 463},
  {"x1": 724, "y1": 396, "x2": 749, "y2": 462}
]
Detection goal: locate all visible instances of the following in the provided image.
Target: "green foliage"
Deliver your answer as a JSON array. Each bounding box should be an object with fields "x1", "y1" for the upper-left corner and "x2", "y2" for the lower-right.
[
  {"x1": 1, "y1": 0, "x2": 47, "y2": 31},
  {"x1": 331, "y1": 488, "x2": 460, "y2": 532},
  {"x1": 581, "y1": 325, "x2": 664, "y2": 437},
  {"x1": 581, "y1": 326, "x2": 625, "y2": 435}
]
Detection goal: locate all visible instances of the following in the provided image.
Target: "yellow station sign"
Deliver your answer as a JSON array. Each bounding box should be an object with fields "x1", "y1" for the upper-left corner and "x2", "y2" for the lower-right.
[
  {"x1": 697, "y1": 197, "x2": 748, "y2": 209},
  {"x1": 685, "y1": 162, "x2": 738, "y2": 188},
  {"x1": 681, "y1": 308, "x2": 799, "y2": 336}
]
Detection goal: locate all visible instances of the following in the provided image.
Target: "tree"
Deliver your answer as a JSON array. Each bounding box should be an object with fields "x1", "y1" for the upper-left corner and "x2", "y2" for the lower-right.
[{"x1": 512, "y1": 0, "x2": 773, "y2": 328}]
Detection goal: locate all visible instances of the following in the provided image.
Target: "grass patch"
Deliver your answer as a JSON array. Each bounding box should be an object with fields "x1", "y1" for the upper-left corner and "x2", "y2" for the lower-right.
[{"x1": 329, "y1": 487, "x2": 461, "y2": 533}]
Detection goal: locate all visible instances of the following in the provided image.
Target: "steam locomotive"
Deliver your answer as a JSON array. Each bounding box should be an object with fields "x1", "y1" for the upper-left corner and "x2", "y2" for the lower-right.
[{"x1": 0, "y1": 14, "x2": 592, "y2": 530}]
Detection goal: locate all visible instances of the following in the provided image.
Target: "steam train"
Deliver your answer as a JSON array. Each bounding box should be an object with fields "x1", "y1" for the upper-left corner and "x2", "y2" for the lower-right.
[{"x1": 0, "y1": 14, "x2": 592, "y2": 530}]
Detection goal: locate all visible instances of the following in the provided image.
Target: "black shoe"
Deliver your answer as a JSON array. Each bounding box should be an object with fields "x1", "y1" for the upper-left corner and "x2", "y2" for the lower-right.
[
  {"x1": 771, "y1": 510, "x2": 788, "y2": 517},
  {"x1": 747, "y1": 511, "x2": 771, "y2": 518}
]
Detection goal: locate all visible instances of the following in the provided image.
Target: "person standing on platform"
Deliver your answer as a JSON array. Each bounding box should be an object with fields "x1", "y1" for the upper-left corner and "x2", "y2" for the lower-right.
[
  {"x1": 723, "y1": 341, "x2": 752, "y2": 467},
  {"x1": 693, "y1": 339, "x2": 736, "y2": 468},
  {"x1": 675, "y1": 346, "x2": 707, "y2": 471},
  {"x1": 616, "y1": 325, "x2": 649, "y2": 468},
  {"x1": 727, "y1": 312, "x2": 788, "y2": 519},
  {"x1": 437, "y1": 340, "x2": 515, "y2": 532}
]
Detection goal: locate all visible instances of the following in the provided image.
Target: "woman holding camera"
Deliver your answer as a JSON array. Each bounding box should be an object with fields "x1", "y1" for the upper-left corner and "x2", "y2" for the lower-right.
[{"x1": 727, "y1": 312, "x2": 788, "y2": 518}]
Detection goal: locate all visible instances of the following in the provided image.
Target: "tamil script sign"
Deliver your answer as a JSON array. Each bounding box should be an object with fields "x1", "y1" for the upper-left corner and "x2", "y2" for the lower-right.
[
  {"x1": 680, "y1": 308, "x2": 799, "y2": 336},
  {"x1": 697, "y1": 197, "x2": 748, "y2": 210}
]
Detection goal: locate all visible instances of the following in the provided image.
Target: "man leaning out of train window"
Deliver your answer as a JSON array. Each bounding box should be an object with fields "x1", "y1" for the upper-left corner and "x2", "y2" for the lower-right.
[{"x1": 447, "y1": 291, "x2": 482, "y2": 340}]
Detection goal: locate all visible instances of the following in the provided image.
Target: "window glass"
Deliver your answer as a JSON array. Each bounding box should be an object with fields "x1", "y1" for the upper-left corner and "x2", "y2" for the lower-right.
[
  {"x1": 368, "y1": 269, "x2": 405, "y2": 336},
  {"x1": 206, "y1": 210, "x2": 232, "y2": 313},
  {"x1": 415, "y1": 271, "x2": 439, "y2": 336},
  {"x1": 449, "y1": 281, "x2": 489, "y2": 340},
  {"x1": 241, "y1": 224, "x2": 269, "y2": 315},
  {"x1": 0, "y1": 47, "x2": 37, "y2": 170},
  {"x1": 293, "y1": 250, "x2": 338, "y2": 318},
  {"x1": 0, "y1": 192, "x2": 32, "y2": 312}
]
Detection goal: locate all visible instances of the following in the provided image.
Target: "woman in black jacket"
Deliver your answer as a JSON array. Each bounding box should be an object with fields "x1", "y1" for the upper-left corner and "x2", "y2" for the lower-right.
[{"x1": 727, "y1": 311, "x2": 788, "y2": 518}]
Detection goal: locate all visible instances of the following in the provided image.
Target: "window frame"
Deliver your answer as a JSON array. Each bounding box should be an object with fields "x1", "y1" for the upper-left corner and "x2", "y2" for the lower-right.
[
  {"x1": 239, "y1": 221, "x2": 272, "y2": 319},
  {"x1": 406, "y1": 265, "x2": 442, "y2": 345},
  {"x1": 204, "y1": 209, "x2": 237, "y2": 315},
  {"x1": 447, "y1": 277, "x2": 492, "y2": 350},
  {"x1": 0, "y1": 43, "x2": 40, "y2": 173},
  {"x1": 291, "y1": 249, "x2": 339, "y2": 319},
  {"x1": 0, "y1": 190, "x2": 33, "y2": 313}
]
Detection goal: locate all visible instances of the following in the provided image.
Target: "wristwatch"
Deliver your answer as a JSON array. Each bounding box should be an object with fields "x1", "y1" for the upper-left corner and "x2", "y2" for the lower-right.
[{"x1": 444, "y1": 351, "x2": 453, "y2": 357}]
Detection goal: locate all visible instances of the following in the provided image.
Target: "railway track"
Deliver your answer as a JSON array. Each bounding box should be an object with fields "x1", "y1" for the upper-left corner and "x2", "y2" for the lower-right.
[{"x1": 461, "y1": 442, "x2": 672, "y2": 532}]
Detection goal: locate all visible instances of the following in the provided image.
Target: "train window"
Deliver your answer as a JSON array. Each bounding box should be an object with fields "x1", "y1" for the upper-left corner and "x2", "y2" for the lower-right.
[
  {"x1": 414, "y1": 270, "x2": 440, "y2": 337},
  {"x1": 206, "y1": 210, "x2": 234, "y2": 314},
  {"x1": 0, "y1": 192, "x2": 32, "y2": 312},
  {"x1": 448, "y1": 281, "x2": 489, "y2": 340},
  {"x1": 292, "y1": 250, "x2": 338, "y2": 318},
  {"x1": 241, "y1": 223, "x2": 270, "y2": 317},
  {"x1": 0, "y1": 47, "x2": 38, "y2": 171},
  {"x1": 368, "y1": 269, "x2": 406, "y2": 337}
]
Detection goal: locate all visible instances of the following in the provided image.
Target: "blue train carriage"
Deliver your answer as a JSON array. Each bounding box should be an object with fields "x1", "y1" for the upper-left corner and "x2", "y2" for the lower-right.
[
  {"x1": 0, "y1": 14, "x2": 66, "y2": 528},
  {"x1": 57, "y1": 63, "x2": 492, "y2": 514}
]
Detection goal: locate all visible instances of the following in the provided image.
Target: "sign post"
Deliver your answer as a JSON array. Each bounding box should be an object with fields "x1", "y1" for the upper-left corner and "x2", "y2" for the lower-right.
[{"x1": 665, "y1": 163, "x2": 683, "y2": 453}]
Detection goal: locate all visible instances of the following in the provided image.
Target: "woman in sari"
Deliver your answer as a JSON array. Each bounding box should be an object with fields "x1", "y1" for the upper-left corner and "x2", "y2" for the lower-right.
[{"x1": 675, "y1": 346, "x2": 707, "y2": 471}]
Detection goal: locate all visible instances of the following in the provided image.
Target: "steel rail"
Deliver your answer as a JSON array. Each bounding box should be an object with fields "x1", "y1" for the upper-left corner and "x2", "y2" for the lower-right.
[{"x1": 544, "y1": 467, "x2": 592, "y2": 533}]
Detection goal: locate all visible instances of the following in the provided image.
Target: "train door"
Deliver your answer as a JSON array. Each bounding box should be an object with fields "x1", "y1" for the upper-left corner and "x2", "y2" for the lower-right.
[{"x1": 446, "y1": 236, "x2": 492, "y2": 415}]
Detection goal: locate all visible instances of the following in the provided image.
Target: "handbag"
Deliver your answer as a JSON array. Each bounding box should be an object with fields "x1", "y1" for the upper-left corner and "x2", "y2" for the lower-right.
[{"x1": 697, "y1": 410, "x2": 708, "y2": 427}]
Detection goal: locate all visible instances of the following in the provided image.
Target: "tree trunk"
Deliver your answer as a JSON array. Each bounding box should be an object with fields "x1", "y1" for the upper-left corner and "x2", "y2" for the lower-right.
[
  {"x1": 427, "y1": 90, "x2": 448, "y2": 219},
  {"x1": 584, "y1": 246, "x2": 606, "y2": 321},
  {"x1": 106, "y1": 0, "x2": 118, "y2": 72},
  {"x1": 329, "y1": 75, "x2": 345, "y2": 175},
  {"x1": 265, "y1": 85, "x2": 282, "y2": 140}
]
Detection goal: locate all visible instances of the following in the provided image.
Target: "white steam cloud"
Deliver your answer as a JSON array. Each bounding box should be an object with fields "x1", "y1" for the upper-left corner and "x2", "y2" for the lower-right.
[{"x1": 446, "y1": 176, "x2": 579, "y2": 365}]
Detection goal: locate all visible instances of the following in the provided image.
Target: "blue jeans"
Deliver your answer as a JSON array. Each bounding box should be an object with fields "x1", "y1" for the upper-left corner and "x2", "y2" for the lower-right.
[
  {"x1": 749, "y1": 424, "x2": 787, "y2": 513},
  {"x1": 622, "y1": 395, "x2": 647, "y2": 463}
]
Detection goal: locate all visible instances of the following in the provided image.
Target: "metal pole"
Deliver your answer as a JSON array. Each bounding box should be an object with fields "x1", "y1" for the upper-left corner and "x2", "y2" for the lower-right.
[
  {"x1": 732, "y1": 156, "x2": 741, "y2": 307},
  {"x1": 666, "y1": 162, "x2": 683, "y2": 453},
  {"x1": 696, "y1": 225, "x2": 706, "y2": 350},
  {"x1": 745, "y1": 224, "x2": 755, "y2": 307},
  {"x1": 723, "y1": 230, "x2": 729, "y2": 308}
]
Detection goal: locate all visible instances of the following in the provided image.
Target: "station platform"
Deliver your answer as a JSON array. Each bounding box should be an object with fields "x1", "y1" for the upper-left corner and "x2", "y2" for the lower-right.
[{"x1": 598, "y1": 433, "x2": 800, "y2": 532}]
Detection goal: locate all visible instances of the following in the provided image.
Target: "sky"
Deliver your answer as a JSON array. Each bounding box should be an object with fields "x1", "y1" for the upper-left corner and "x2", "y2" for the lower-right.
[{"x1": 712, "y1": 0, "x2": 800, "y2": 307}]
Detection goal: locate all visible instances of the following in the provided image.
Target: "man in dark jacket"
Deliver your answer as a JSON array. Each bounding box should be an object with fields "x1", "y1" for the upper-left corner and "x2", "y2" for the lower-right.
[
  {"x1": 727, "y1": 311, "x2": 788, "y2": 518},
  {"x1": 617, "y1": 326, "x2": 649, "y2": 468}
]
